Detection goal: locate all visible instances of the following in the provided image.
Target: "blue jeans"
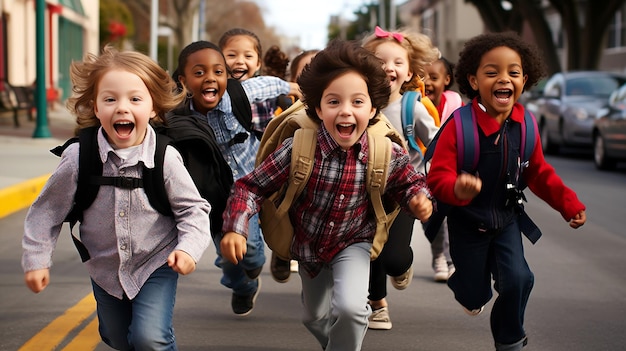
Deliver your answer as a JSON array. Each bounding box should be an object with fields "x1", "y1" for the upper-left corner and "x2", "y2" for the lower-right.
[
  {"x1": 91, "y1": 264, "x2": 178, "y2": 351},
  {"x1": 300, "y1": 242, "x2": 372, "y2": 351},
  {"x1": 213, "y1": 213, "x2": 265, "y2": 295},
  {"x1": 447, "y1": 217, "x2": 534, "y2": 346}
]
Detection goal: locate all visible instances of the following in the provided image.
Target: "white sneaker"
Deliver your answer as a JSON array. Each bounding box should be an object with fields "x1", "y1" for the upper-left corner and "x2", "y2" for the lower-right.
[
  {"x1": 433, "y1": 254, "x2": 449, "y2": 282},
  {"x1": 290, "y1": 260, "x2": 299, "y2": 273},
  {"x1": 390, "y1": 266, "x2": 413, "y2": 290},
  {"x1": 368, "y1": 306, "x2": 392, "y2": 330}
]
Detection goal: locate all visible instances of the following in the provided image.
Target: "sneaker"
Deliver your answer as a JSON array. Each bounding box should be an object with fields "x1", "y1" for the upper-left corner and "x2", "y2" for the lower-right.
[
  {"x1": 270, "y1": 252, "x2": 291, "y2": 283},
  {"x1": 463, "y1": 305, "x2": 484, "y2": 316},
  {"x1": 433, "y1": 254, "x2": 449, "y2": 282},
  {"x1": 368, "y1": 306, "x2": 392, "y2": 330},
  {"x1": 390, "y1": 266, "x2": 413, "y2": 290},
  {"x1": 232, "y1": 278, "x2": 261, "y2": 316},
  {"x1": 245, "y1": 266, "x2": 263, "y2": 280},
  {"x1": 290, "y1": 260, "x2": 299, "y2": 273}
]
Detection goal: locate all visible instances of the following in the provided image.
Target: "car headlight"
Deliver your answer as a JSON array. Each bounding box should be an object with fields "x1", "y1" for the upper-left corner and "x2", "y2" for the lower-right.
[{"x1": 572, "y1": 107, "x2": 589, "y2": 120}]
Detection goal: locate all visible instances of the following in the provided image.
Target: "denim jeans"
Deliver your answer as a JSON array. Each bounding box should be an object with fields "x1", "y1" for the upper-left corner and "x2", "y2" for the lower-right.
[
  {"x1": 300, "y1": 242, "x2": 372, "y2": 351},
  {"x1": 213, "y1": 213, "x2": 265, "y2": 295},
  {"x1": 91, "y1": 264, "x2": 178, "y2": 351},
  {"x1": 447, "y1": 217, "x2": 534, "y2": 346}
]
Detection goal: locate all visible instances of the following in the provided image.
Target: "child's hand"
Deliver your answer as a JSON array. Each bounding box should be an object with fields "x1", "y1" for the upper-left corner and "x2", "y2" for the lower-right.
[
  {"x1": 220, "y1": 232, "x2": 247, "y2": 265},
  {"x1": 409, "y1": 192, "x2": 433, "y2": 223},
  {"x1": 454, "y1": 172, "x2": 482, "y2": 201},
  {"x1": 168, "y1": 250, "x2": 197, "y2": 275},
  {"x1": 24, "y1": 268, "x2": 50, "y2": 293},
  {"x1": 289, "y1": 82, "x2": 302, "y2": 100},
  {"x1": 569, "y1": 210, "x2": 586, "y2": 229}
]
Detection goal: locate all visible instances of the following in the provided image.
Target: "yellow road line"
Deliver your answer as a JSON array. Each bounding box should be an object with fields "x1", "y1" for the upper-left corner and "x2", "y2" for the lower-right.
[
  {"x1": 0, "y1": 174, "x2": 50, "y2": 219},
  {"x1": 18, "y1": 293, "x2": 97, "y2": 351},
  {"x1": 61, "y1": 317, "x2": 100, "y2": 351}
]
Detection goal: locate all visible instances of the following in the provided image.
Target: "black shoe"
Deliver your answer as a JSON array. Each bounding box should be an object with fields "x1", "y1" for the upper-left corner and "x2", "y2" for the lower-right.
[
  {"x1": 245, "y1": 266, "x2": 263, "y2": 280},
  {"x1": 270, "y1": 252, "x2": 291, "y2": 283},
  {"x1": 231, "y1": 278, "x2": 261, "y2": 316}
]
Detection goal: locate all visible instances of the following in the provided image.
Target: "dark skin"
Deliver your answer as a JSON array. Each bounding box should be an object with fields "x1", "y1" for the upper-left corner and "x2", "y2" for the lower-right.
[{"x1": 178, "y1": 48, "x2": 229, "y2": 116}]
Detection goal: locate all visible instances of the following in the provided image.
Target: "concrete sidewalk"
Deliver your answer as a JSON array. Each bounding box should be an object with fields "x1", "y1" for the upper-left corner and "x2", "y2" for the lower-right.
[{"x1": 0, "y1": 109, "x2": 75, "y2": 218}]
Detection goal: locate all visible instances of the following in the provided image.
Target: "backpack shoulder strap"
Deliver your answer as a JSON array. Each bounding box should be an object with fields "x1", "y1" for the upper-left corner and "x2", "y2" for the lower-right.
[
  {"x1": 366, "y1": 132, "x2": 392, "y2": 223},
  {"x1": 400, "y1": 90, "x2": 421, "y2": 152},
  {"x1": 142, "y1": 133, "x2": 173, "y2": 217},
  {"x1": 521, "y1": 109, "x2": 538, "y2": 163},
  {"x1": 454, "y1": 104, "x2": 479, "y2": 173},
  {"x1": 227, "y1": 78, "x2": 261, "y2": 140},
  {"x1": 274, "y1": 127, "x2": 317, "y2": 216}
]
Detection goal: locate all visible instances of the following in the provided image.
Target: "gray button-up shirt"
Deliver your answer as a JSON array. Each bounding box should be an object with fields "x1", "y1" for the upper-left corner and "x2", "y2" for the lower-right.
[{"x1": 22, "y1": 127, "x2": 211, "y2": 299}]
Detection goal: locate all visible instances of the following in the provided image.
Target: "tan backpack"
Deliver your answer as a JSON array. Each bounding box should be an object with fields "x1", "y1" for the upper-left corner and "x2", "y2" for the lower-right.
[{"x1": 255, "y1": 100, "x2": 406, "y2": 260}]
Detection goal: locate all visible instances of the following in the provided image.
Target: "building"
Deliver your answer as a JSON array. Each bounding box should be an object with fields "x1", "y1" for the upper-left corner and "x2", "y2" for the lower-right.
[{"x1": 0, "y1": 0, "x2": 99, "y2": 106}]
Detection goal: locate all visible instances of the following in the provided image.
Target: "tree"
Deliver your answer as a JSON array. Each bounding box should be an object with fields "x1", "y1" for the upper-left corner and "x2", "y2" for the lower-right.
[
  {"x1": 464, "y1": 0, "x2": 626, "y2": 74},
  {"x1": 99, "y1": 0, "x2": 134, "y2": 48}
]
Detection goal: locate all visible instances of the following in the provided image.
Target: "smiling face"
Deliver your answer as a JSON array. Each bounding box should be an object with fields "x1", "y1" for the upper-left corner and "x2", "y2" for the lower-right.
[
  {"x1": 178, "y1": 48, "x2": 228, "y2": 115},
  {"x1": 424, "y1": 60, "x2": 450, "y2": 107},
  {"x1": 94, "y1": 69, "x2": 155, "y2": 149},
  {"x1": 221, "y1": 35, "x2": 261, "y2": 81},
  {"x1": 468, "y1": 46, "x2": 528, "y2": 121},
  {"x1": 373, "y1": 41, "x2": 413, "y2": 103},
  {"x1": 315, "y1": 71, "x2": 376, "y2": 150}
]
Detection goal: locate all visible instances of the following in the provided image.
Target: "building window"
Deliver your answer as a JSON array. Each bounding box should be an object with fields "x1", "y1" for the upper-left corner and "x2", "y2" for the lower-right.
[
  {"x1": 421, "y1": 8, "x2": 438, "y2": 46},
  {"x1": 607, "y1": 5, "x2": 626, "y2": 49}
]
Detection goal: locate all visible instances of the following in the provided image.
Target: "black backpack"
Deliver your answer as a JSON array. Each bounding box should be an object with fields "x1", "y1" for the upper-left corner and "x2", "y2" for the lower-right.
[
  {"x1": 51, "y1": 126, "x2": 173, "y2": 262},
  {"x1": 227, "y1": 78, "x2": 263, "y2": 140}
]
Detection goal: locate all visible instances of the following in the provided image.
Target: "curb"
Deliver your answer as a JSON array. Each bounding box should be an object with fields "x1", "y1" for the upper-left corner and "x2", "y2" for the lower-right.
[{"x1": 0, "y1": 174, "x2": 50, "y2": 219}]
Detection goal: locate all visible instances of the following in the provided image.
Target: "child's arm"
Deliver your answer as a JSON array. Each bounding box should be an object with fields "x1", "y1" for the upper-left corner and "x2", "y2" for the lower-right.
[{"x1": 242, "y1": 76, "x2": 291, "y2": 103}]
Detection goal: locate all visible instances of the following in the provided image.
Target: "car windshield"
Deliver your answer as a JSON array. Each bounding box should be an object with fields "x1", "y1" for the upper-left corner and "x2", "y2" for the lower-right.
[{"x1": 565, "y1": 76, "x2": 624, "y2": 97}]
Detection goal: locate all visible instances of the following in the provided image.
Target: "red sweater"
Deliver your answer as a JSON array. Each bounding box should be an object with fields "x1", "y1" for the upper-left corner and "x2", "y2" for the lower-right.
[{"x1": 426, "y1": 99, "x2": 585, "y2": 224}]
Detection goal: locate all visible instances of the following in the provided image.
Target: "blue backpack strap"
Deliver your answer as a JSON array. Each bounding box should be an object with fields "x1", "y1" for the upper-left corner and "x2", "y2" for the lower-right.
[
  {"x1": 453, "y1": 104, "x2": 479, "y2": 173},
  {"x1": 401, "y1": 90, "x2": 422, "y2": 152},
  {"x1": 521, "y1": 109, "x2": 538, "y2": 163}
]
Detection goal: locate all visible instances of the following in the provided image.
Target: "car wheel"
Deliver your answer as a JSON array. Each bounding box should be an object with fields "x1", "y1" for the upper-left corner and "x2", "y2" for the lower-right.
[
  {"x1": 594, "y1": 134, "x2": 617, "y2": 170},
  {"x1": 540, "y1": 122, "x2": 558, "y2": 155}
]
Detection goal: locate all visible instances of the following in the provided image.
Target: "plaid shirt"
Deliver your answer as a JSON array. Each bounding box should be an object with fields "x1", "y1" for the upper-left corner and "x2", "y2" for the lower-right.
[
  {"x1": 223, "y1": 123, "x2": 431, "y2": 277},
  {"x1": 193, "y1": 76, "x2": 290, "y2": 180}
]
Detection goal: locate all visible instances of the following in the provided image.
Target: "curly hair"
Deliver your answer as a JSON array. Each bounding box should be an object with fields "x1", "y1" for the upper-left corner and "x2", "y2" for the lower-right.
[
  {"x1": 66, "y1": 45, "x2": 185, "y2": 133},
  {"x1": 263, "y1": 45, "x2": 289, "y2": 79},
  {"x1": 455, "y1": 31, "x2": 546, "y2": 100},
  {"x1": 298, "y1": 39, "x2": 390, "y2": 120},
  {"x1": 362, "y1": 27, "x2": 440, "y2": 93}
]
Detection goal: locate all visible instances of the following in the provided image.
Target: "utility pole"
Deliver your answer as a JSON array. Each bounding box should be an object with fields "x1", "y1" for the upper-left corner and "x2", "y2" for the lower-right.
[
  {"x1": 150, "y1": 0, "x2": 158, "y2": 60},
  {"x1": 33, "y1": 0, "x2": 50, "y2": 138}
]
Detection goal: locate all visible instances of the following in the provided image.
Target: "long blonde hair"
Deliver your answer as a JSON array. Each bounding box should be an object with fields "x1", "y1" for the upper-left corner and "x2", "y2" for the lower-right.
[
  {"x1": 66, "y1": 45, "x2": 185, "y2": 133},
  {"x1": 362, "y1": 27, "x2": 440, "y2": 93}
]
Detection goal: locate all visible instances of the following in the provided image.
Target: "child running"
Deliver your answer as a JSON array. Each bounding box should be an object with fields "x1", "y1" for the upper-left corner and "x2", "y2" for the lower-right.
[
  {"x1": 22, "y1": 45, "x2": 211, "y2": 350},
  {"x1": 361, "y1": 25, "x2": 440, "y2": 330},
  {"x1": 220, "y1": 39, "x2": 433, "y2": 351},
  {"x1": 426, "y1": 32, "x2": 586, "y2": 351},
  {"x1": 170, "y1": 40, "x2": 291, "y2": 316},
  {"x1": 423, "y1": 55, "x2": 465, "y2": 282}
]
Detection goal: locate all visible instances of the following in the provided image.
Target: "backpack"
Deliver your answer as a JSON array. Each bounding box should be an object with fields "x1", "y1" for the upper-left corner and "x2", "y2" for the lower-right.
[
  {"x1": 255, "y1": 100, "x2": 406, "y2": 260},
  {"x1": 50, "y1": 126, "x2": 174, "y2": 262},
  {"x1": 400, "y1": 90, "x2": 440, "y2": 156},
  {"x1": 227, "y1": 78, "x2": 263, "y2": 140},
  {"x1": 422, "y1": 103, "x2": 541, "y2": 243}
]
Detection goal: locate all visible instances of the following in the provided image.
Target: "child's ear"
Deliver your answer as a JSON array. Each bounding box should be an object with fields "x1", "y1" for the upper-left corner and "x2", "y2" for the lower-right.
[
  {"x1": 468, "y1": 74, "x2": 478, "y2": 91},
  {"x1": 370, "y1": 107, "x2": 377, "y2": 119}
]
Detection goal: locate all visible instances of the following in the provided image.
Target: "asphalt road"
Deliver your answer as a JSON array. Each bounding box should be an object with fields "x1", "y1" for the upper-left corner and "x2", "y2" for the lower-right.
[{"x1": 1, "y1": 153, "x2": 625, "y2": 351}]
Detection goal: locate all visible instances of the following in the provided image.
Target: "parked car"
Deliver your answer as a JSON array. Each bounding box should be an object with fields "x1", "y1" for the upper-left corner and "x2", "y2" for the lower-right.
[
  {"x1": 533, "y1": 71, "x2": 626, "y2": 154},
  {"x1": 519, "y1": 78, "x2": 546, "y2": 117},
  {"x1": 592, "y1": 83, "x2": 626, "y2": 170}
]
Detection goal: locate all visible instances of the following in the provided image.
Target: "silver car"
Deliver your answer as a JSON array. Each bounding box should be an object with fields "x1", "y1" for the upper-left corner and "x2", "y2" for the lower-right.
[
  {"x1": 535, "y1": 71, "x2": 626, "y2": 154},
  {"x1": 593, "y1": 83, "x2": 626, "y2": 170}
]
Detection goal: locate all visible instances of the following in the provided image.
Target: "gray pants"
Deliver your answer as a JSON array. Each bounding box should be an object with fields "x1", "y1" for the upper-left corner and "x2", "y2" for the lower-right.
[{"x1": 300, "y1": 242, "x2": 372, "y2": 351}]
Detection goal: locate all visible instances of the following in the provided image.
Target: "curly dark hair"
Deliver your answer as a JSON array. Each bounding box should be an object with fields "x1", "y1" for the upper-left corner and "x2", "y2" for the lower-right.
[
  {"x1": 263, "y1": 45, "x2": 289, "y2": 79},
  {"x1": 455, "y1": 31, "x2": 546, "y2": 100},
  {"x1": 297, "y1": 39, "x2": 390, "y2": 120}
]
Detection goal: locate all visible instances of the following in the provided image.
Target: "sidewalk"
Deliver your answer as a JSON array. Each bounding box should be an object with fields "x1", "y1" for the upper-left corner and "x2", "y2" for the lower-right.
[{"x1": 0, "y1": 109, "x2": 75, "y2": 218}]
